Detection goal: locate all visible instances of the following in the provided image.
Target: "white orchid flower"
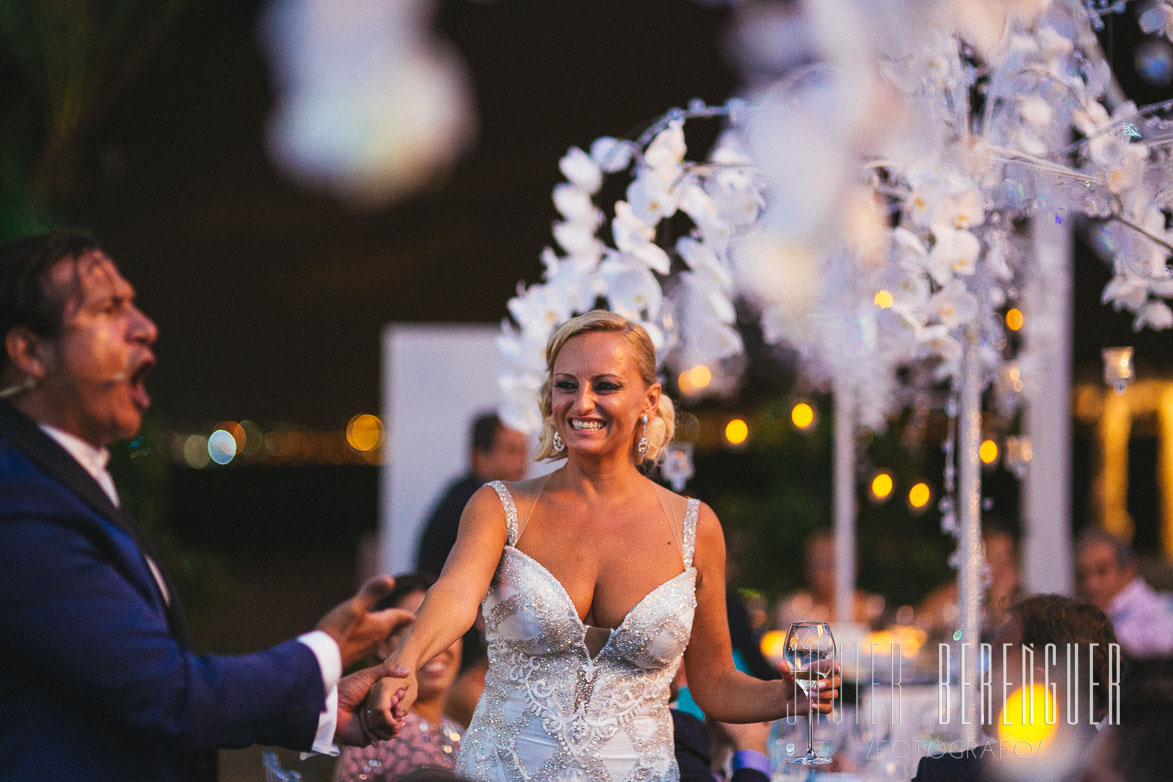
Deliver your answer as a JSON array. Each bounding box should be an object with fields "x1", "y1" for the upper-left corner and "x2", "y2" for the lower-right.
[
  {"x1": 1102, "y1": 274, "x2": 1152, "y2": 312},
  {"x1": 559, "y1": 146, "x2": 603, "y2": 194},
  {"x1": 496, "y1": 370, "x2": 544, "y2": 434},
  {"x1": 497, "y1": 320, "x2": 550, "y2": 374},
  {"x1": 679, "y1": 184, "x2": 733, "y2": 250},
  {"x1": 691, "y1": 316, "x2": 744, "y2": 362},
  {"x1": 644, "y1": 120, "x2": 686, "y2": 170},
  {"x1": 708, "y1": 169, "x2": 766, "y2": 228},
  {"x1": 1135, "y1": 300, "x2": 1173, "y2": 331},
  {"x1": 928, "y1": 280, "x2": 979, "y2": 328},
  {"x1": 1104, "y1": 144, "x2": 1148, "y2": 196},
  {"x1": 626, "y1": 166, "x2": 679, "y2": 225},
  {"x1": 541, "y1": 248, "x2": 603, "y2": 312},
  {"x1": 930, "y1": 184, "x2": 985, "y2": 234},
  {"x1": 612, "y1": 200, "x2": 655, "y2": 248},
  {"x1": 907, "y1": 177, "x2": 947, "y2": 230},
  {"x1": 917, "y1": 323, "x2": 963, "y2": 364},
  {"x1": 601, "y1": 257, "x2": 663, "y2": 320},
  {"x1": 507, "y1": 282, "x2": 573, "y2": 335},
  {"x1": 1018, "y1": 94, "x2": 1052, "y2": 129},
  {"x1": 552, "y1": 220, "x2": 603, "y2": 259},
  {"x1": 676, "y1": 236, "x2": 734, "y2": 291},
  {"x1": 589, "y1": 136, "x2": 635, "y2": 173},
  {"x1": 552, "y1": 183, "x2": 601, "y2": 225},
  {"x1": 928, "y1": 226, "x2": 981, "y2": 284}
]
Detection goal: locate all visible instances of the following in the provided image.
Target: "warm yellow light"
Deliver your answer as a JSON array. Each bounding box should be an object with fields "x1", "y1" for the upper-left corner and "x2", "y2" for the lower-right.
[
  {"x1": 690, "y1": 365, "x2": 712, "y2": 390},
  {"x1": 871, "y1": 472, "x2": 894, "y2": 500},
  {"x1": 980, "y1": 439, "x2": 999, "y2": 464},
  {"x1": 678, "y1": 370, "x2": 695, "y2": 394},
  {"x1": 874, "y1": 289, "x2": 894, "y2": 309},
  {"x1": 760, "y1": 630, "x2": 787, "y2": 660},
  {"x1": 725, "y1": 418, "x2": 749, "y2": 445},
  {"x1": 996, "y1": 684, "x2": 1058, "y2": 747},
  {"x1": 1006, "y1": 308, "x2": 1024, "y2": 332},
  {"x1": 909, "y1": 482, "x2": 931, "y2": 509},
  {"x1": 791, "y1": 402, "x2": 815, "y2": 429},
  {"x1": 346, "y1": 414, "x2": 383, "y2": 452}
]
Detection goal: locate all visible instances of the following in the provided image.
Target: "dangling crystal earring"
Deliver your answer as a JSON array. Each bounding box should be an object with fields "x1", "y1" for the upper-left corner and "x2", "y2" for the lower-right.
[
  {"x1": 552, "y1": 431, "x2": 564, "y2": 452},
  {"x1": 637, "y1": 414, "x2": 650, "y2": 457}
]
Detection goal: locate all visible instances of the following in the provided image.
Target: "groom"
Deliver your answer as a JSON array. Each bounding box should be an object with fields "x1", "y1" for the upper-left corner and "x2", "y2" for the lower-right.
[{"x1": 0, "y1": 231, "x2": 408, "y2": 781}]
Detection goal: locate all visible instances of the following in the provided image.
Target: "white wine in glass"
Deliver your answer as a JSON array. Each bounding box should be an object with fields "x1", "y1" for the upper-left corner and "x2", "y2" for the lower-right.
[{"x1": 784, "y1": 621, "x2": 835, "y2": 766}]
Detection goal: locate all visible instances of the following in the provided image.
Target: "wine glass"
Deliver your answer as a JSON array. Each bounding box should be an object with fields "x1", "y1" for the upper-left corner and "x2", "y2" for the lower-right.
[{"x1": 784, "y1": 621, "x2": 836, "y2": 766}]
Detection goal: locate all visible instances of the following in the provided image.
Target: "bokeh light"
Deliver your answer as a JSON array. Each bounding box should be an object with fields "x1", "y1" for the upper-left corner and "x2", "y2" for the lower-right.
[
  {"x1": 871, "y1": 471, "x2": 894, "y2": 501},
  {"x1": 1135, "y1": 38, "x2": 1173, "y2": 86},
  {"x1": 346, "y1": 414, "x2": 384, "y2": 452},
  {"x1": 239, "y1": 420, "x2": 265, "y2": 456},
  {"x1": 873, "y1": 289, "x2": 894, "y2": 309},
  {"x1": 908, "y1": 482, "x2": 931, "y2": 509},
  {"x1": 790, "y1": 402, "x2": 815, "y2": 429},
  {"x1": 725, "y1": 418, "x2": 749, "y2": 445},
  {"x1": 996, "y1": 684, "x2": 1057, "y2": 746},
  {"x1": 1005, "y1": 308, "x2": 1024, "y2": 332},
  {"x1": 208, "y1": 429, "x2": 238, "y2": 465},
  {"x1": 760, "y1": 629, "x2": 786, "y2": 661},
  {"x1": 980, "y1": 439, "x2": 999, "y2": 464},
  {"x1": 183, "y1": 434, "x2": 210, "y2": 468},
  {"x1": 678, "y1": 365, "x2": 712, "y2": 394}
]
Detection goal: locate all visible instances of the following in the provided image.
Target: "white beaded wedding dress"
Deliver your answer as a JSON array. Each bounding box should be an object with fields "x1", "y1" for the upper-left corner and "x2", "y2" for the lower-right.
[{"x1": 454, "y1": 481, "x2": 699, "y2": 782}]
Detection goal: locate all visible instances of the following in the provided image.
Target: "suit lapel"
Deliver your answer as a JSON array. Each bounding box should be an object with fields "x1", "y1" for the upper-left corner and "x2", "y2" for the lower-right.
[{"x1": 0, "y1": 402, "x2": 192, "y2": 646}]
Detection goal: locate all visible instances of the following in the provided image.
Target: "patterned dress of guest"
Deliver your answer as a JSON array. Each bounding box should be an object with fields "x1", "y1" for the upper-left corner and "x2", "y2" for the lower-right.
[{"x1": 335, "y1": 709, "x2": 462, "y2": 781}]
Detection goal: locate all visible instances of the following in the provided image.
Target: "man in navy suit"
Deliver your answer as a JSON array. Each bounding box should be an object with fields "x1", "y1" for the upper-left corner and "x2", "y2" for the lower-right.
[{"x1": 0, "y1": 231, "x2": 411, "y2": 781}]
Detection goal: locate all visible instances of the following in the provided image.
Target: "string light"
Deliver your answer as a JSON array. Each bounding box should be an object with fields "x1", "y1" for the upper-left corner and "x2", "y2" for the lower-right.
[
  {"x1": 980, "y1": 439, "x2": 999, "y2": 465},
  {"x1": 909, "y1": 482, "x2": 931, "y2": 509},
  {"x1": 871, "y1": 471, "x2": 894, "y2": 501},
  {"x1": 725, "y1": 418, "x2": 749, "y2": 445},
  {"x1": 791, "y1": 402, "x2": 815, "y2": 429}
]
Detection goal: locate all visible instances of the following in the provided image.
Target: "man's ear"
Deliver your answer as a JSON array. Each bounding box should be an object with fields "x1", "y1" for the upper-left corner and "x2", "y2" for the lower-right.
[{"x1": 4, "y1": 327, "x2": 48, "y2": 381}]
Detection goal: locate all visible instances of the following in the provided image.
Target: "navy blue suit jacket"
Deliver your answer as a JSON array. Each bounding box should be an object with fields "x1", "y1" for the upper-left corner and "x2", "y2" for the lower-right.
[{"x1": 0, "y1": 403, "x2": 327, "y2": 781}]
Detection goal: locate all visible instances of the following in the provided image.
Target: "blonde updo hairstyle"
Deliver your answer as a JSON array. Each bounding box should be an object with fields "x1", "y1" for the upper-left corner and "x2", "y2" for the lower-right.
[{"x1": 535, "y1": 310, "x2": 675, "y2": 466}]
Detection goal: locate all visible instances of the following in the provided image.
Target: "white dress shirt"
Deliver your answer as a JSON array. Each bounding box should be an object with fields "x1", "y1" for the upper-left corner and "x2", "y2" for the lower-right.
[
  {"x1": 1107, "y1": 577, "x2": 1173, "y2": 659},
  {"x1": 39, "y1": 424, "x2": 342, "y2": 753}
]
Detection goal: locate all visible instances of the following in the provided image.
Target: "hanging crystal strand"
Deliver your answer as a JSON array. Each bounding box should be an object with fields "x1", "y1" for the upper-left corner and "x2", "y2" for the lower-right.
[
  {"x1": 833, "y1": 382, "x2": 856, "y2": 629},
  {"x1": 957, "y1": 321, "x2": 984, "y2": 748}
]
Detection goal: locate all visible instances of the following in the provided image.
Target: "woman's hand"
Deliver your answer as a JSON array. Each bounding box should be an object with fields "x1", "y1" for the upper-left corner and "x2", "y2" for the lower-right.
[
  {"x1": 335, "y1": 660, "x2": 410, "y2": 746},
  {"x1": 777, "y1": 657, "x2": 841, "y2": 716},
  {"x1": 361, "y1": 669, "x2": 419, "y2": 740}
]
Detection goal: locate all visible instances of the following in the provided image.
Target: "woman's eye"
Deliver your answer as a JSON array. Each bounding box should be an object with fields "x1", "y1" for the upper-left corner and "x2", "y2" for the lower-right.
[
  {"x1": 554, "y1": 380, "x2": 576, "y2": 391},
  {"x1": 595, "y1": 381, "x2": 619, "y2": 391}
]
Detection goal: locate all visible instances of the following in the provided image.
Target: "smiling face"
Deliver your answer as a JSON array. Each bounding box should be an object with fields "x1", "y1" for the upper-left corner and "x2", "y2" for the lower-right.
[
  {"x1": 17, "y1": 252, "x2": 158, "y2": 448},
  {"x1": 550, "y1": 331, "x2": 659, "y2": 461}
]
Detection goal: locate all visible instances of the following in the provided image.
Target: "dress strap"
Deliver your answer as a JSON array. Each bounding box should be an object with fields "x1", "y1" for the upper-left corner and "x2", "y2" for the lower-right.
[
  {"x1": 487, "y1": 481, "x2": 519, "y2": 546},
  {"x1": 682, "y1": 498, "x2": 700, "y2": 569}
]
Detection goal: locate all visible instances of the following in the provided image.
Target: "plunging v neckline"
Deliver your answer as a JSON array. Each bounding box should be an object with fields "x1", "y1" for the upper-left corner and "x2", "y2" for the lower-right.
[{"x1": 504, "y1": 544, "x2": 695, "y2": 661}]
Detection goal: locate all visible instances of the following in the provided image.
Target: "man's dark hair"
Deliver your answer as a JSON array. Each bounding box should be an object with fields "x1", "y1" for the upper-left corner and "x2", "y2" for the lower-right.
[
  {"x1": 0, "y1": 230, "x2": 102, "y2": 373},
  {"x1": 1007, "y1": 594, "x2": 1119, "y2": 722},
  {"x1": 373, "y1": 572, "x2": 437, "y2": 612},
  {"x1": 470, "y1": 411, "x2": 504, "y2": 453}
]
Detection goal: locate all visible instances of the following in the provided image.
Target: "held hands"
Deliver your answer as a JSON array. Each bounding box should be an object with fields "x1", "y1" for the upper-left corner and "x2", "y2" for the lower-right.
[
  {"x1": 362, "y1": 668, "x2": 420, "y2": 741},
  {"x1": 335, "y1": 659, "x2": 410, "y2": 746},
  {"x1": 777, "y1": 657, "x2": 840, "y2": 716},
  {"x1": 316, "y1": 575, "x2": 415, "y2": 667}
]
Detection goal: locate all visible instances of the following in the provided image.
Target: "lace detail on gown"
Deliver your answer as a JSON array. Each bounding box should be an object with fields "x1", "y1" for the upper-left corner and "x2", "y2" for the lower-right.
[{"x1": 455, "y1": 481, "x2": 699, "y2": 782}]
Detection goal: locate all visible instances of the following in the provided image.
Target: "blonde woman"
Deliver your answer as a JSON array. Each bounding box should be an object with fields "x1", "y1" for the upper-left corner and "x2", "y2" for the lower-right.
[{"x1": 365, "y1": 311, "x2": 837, "y2": 782}]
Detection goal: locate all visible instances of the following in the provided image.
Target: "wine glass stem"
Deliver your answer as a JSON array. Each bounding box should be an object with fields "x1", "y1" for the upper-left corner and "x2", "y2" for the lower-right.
[{"x1": 807, "y1": 700, "x2": 816, "y2": 759}]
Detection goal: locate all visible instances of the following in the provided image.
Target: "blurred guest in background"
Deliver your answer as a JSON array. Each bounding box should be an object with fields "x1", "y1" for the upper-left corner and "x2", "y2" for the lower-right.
[
  {"x1": 415, "y1": 412, "x2": 528, "y2": 579},
  {"x1": 1076, "y1": 528, "x2": 1173, "y2": 660},
  {"x1": 913, "y1": 594, "x2": 1118, "y2": 782},
  {"x1": 774, "y1": 529, "x2": 885, "y2": 629},
  {"x1": 916, "y1": 523, "x2": 1021, "y2": 641},
  {"x1": 337, "y1": 574, "x2": 464, "y2": 782}
]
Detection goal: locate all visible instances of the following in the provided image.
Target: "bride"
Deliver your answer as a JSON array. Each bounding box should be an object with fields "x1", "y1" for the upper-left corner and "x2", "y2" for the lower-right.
[{"x1": 365, "y1": 310, "x2": 837, "y2": 781}]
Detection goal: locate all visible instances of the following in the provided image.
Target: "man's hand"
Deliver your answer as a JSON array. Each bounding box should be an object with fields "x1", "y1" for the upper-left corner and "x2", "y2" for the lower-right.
[
  {"x1": 316, "y1": 575, "x2": 415, "y2": 667},
  {"x1": 335, "y1": 659, "x2": 411, "y2": 746},
  {"x1": 778, "y1": 657, "x2": 840, "y2": 716}
]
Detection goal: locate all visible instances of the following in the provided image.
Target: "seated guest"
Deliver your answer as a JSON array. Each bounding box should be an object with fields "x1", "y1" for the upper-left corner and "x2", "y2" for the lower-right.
[
  {"x1": 337, "y1": 574, "x2": 463, "y2": 781},
  {"x1": 1076, "y1": 528, "x2": 1173, "y2": 660},
  {"x1": 917, "y1": 523, "x2": 1022, "y2": 641},
  {"x1": 913, "y1": 594, "x2": 1118, "y2": 782},
  {"x1": 774, "y1": 529, "x2": 885, "y2": 629}
]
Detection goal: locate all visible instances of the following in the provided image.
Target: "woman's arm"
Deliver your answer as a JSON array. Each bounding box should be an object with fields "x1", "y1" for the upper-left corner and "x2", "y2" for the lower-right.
[
  {"x1": 365, "y1": 485, "x2": 509, "y2": 733},
  {"x1": 682, "y1": 503, "x2": 838, "y2": 723}
]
